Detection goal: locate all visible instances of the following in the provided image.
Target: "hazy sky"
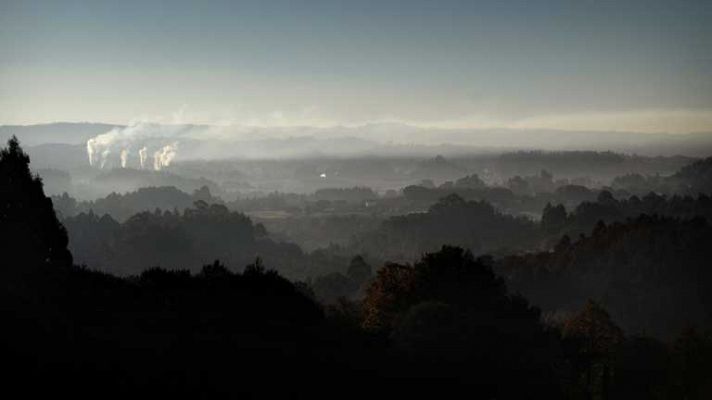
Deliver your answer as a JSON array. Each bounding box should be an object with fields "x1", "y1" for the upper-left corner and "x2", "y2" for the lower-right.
[{"x1": 1, "y1": 0, "x2": 711, "y2": 132}]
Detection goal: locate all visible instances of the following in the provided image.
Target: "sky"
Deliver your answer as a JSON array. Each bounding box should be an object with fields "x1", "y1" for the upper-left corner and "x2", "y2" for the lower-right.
[{"x1": 1, "y1": 0, "x2": 711, "y2": 133}]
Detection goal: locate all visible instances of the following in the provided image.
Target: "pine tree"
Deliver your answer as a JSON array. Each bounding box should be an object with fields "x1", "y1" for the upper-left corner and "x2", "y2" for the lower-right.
[{"x1": 0, "y1": 136, "x2": 72, "y2": 268}]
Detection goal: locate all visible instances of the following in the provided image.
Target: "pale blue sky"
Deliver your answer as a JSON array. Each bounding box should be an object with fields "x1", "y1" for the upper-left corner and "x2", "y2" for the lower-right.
[{"x1": 1, "y1": 0, "x2": 711, "y2": 132}]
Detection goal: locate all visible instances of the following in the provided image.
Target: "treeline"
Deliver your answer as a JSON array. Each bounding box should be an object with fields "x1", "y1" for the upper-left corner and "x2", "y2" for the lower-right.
[
  {"x1": 500, "y1": 215, "x2": 712, "y2": 338},
  {"x1": 49, "y1": 155, "x2": 712, "y2": 261},
  {"x1": 350, "y1": 194, "x2": 539, "y2": 262},
  {"x1": 53, "y1": 185, "x2": 220, "y2": 221},
  {"x1": 352, "y1": 246, "x2": 712, "y2": 398},
  {"x1": 612, "y1": 156, "x2": 712, "y2": 195},
  {"x1": 3, "y1": 258, "x2": 373, "y2": 398},
  {"x1": 488, "y1": 150, "x2": 691, "y2": 179},
  {"x1": 388, "y1": 187, "x2": 712, "y2": 264},
  {"x1": 402, "y1": 172, "x2": 603, "y2": 216},
  {"x1": 62, "y1": 203, "x2": 354, "y2": 280},
  {"x1": 60, "y1": 185, "x2": 712, "y2": 286},
  {"x1": 542, "y1": 191, "x2": 712, "y2": 241},
  {"x1": 309, "y1": 188, "x2": 712, "y2": 312},
  {"x1": 314, "y1": 186, "x2": 378, "y2": 202}
]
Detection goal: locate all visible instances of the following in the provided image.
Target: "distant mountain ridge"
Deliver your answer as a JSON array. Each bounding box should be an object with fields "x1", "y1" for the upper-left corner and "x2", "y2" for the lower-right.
[
  {"x1": 2, "y1": 122, "x2": 712, "y2": 157},
  {"x1": 0, "y1": 122, "x2": 119, "y2": 146}
]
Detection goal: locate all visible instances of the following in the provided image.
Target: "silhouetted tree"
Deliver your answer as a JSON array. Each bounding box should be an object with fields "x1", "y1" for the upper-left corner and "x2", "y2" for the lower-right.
[
  {"x1": 362, "y1": 262, "x2": 417, "y2": 332},
  {"x1": 311, "y1": 272, "x2": 358, "y2": 303},
  {"x1": 454, "y1": 173, "x2": 487, "y2": 189},
  {"x1": 542, "y1": 202, "x2": 567, "y2": 233},
  {"x1": 0, "y1": 136, "x2": 72, "y2": 268},
  {"x1": 347, "y1": 255, "x2": 372, "y2": 284},
  {"x1": 362, "y1": 246, "x2": 559, "y2": 397},
  {"x1": 562, "y1": 300, "x2": 623, "y2": 400},
  {"x1": 501, "y1": 215, "x2": 712, "y2": 338},
  {"x1": 199, "y1": 259, "x2": 232, "y2": 278}
]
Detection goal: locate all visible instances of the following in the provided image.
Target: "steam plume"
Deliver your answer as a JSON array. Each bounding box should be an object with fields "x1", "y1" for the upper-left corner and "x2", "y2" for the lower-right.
[
  {"x1": 85, "y1": 122, "x2": 187, "y2": 170},
  {"x1": 87, "y1": 141, "x2": 95, "y2": 166},
  {"x1": 120, "y1": 149, "x2": 129, "y2": 168},
  {"x1": 153, "y1": 143, "x2": 178, "y2": 171},
  {"x1": 100, "y1": 149, "x2": 110, "y2": 169},
  {"x1": 139, "y1": 147, "x2": 148, "y2": 169}
]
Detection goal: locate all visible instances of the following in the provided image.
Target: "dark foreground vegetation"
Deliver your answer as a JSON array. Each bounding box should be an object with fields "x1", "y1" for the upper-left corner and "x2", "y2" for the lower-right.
[{"x1": 2, "y1": 137, "x2": 712, "y2": 399}]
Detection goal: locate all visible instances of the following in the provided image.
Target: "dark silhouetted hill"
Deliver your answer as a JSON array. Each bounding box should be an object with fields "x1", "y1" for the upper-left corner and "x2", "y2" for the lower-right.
[
  {"x1": 500, "y1": 215, "x2": 712, "y2": 338},
  {"x1": 351, "y1": 194, "x2": 538, "y2": 262}
]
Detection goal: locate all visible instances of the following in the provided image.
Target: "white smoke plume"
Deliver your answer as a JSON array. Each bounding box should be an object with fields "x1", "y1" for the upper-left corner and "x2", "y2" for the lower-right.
[
  {"x1": 100, "y1": 149, "x2": 110, "y2": 169},
  {"x1": 138, "y1": 147, "x2": 148, "y2": 169},
  {"x1": 87, "y1": 132, "x2": 119, "y2": 167},
  {"x1": 85, "y1": 122, "x2": 190, "y2": 170},
  {"x1": 153, "y1": 143, "x2": 178, "y2": 171},
  {"x1": 87, "y1": 141, "x2": 95, "y2": 166},
  {"x1": 120, "y1": 149, "x2": 129, "y2": 168}
]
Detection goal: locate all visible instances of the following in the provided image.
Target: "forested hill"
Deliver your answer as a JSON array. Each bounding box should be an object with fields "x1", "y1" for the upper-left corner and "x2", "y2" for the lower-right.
[
  {"x1": 350, "y1": 194, "x2": 539, "y2": 262},
  {"x1": 499, "y1": 215, "x2": 712, "y2": 338},
  {"x1": 61, "y1": 205, "x2": 337, "y2": 279}
]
